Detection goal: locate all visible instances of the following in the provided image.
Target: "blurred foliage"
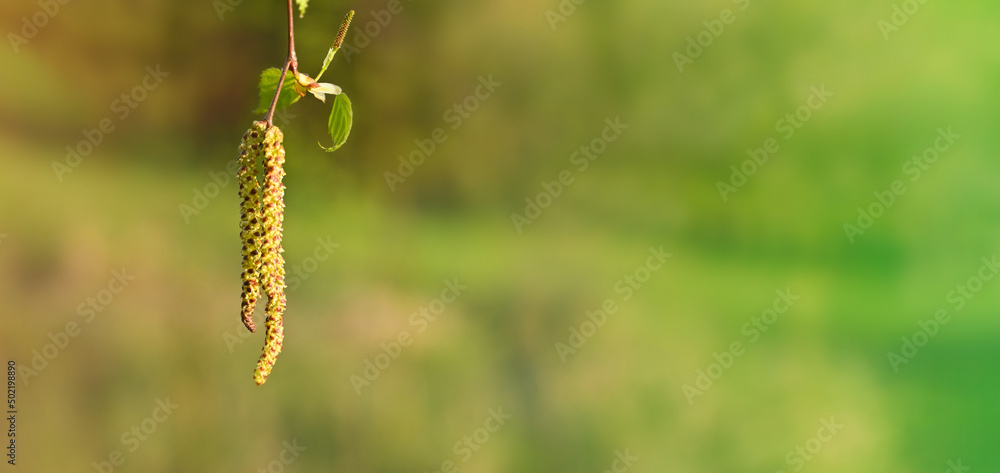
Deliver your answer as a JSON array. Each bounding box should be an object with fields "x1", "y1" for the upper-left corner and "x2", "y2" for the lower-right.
[{"x1": 1, "y1": 0, "x2": 999, "y2": 472}]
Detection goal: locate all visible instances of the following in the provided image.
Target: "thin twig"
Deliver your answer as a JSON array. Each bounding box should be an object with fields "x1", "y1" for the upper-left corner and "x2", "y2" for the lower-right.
[
  {"x1": 264, "y1": 0, "x2": 299, "y2": 127},
  {"x1": 264, "y1": 63, "x2": 289, "y2": 127}
]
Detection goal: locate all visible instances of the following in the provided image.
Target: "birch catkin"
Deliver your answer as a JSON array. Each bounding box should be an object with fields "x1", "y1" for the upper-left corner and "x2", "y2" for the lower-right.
[
  {"x1": 253, "y1": 124, "x2": 287, "y2": 385},
  {"x1": 333, "y1": 10, "x2": 354, "y2": 50},
  {"x1": 238, "y1": 121, "x2": 288, "y2": 385},
  {"x1": 238, "y1": 122, "x2": 266, "y2": 333}
]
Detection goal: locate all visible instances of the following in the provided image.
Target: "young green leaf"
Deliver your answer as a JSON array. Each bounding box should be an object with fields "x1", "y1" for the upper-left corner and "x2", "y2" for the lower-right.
[
  {"x1": 320, "y1": 93, "x2": 353, "y2": 152},
  {"x1": 254, "y1": 67, "x2": 302, "y2": 114},
  {"x1": 296, "y1": 0, "x2": 308, "y2": 18}
]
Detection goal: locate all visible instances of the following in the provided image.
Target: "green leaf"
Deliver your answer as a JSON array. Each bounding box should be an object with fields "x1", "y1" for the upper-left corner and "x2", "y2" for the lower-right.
[
  {"x1": 320, "y1": 93, "x2": 353, "y2": 152},
  {"x1": 253, "y1": 67, "x2": 301, "y2": 114},
  {"x1": 296, "y1": 0, "x2": 308, "y2": 18}
]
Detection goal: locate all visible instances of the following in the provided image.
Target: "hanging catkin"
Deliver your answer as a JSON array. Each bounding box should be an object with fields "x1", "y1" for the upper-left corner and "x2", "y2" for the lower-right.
[
  {"x1": 238, "y1": 121, "x2": 288, "y2": 385},
  {"x1": 253, "y1": 124, "x2": 287, "y2": 385},
  {"x1": 238, "y1": 122, "x2": 266, "y2": 333}
]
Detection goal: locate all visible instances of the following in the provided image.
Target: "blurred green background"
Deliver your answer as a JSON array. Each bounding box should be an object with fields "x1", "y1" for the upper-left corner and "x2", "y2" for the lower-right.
[{"x1": 1, "y1": 0, "x2": 999, "y2": 472}]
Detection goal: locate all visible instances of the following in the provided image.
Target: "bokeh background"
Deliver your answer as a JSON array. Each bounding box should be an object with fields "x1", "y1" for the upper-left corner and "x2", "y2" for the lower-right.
[{"x1": 1, "y1": 0, "x2": 999, "y2": 472}]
